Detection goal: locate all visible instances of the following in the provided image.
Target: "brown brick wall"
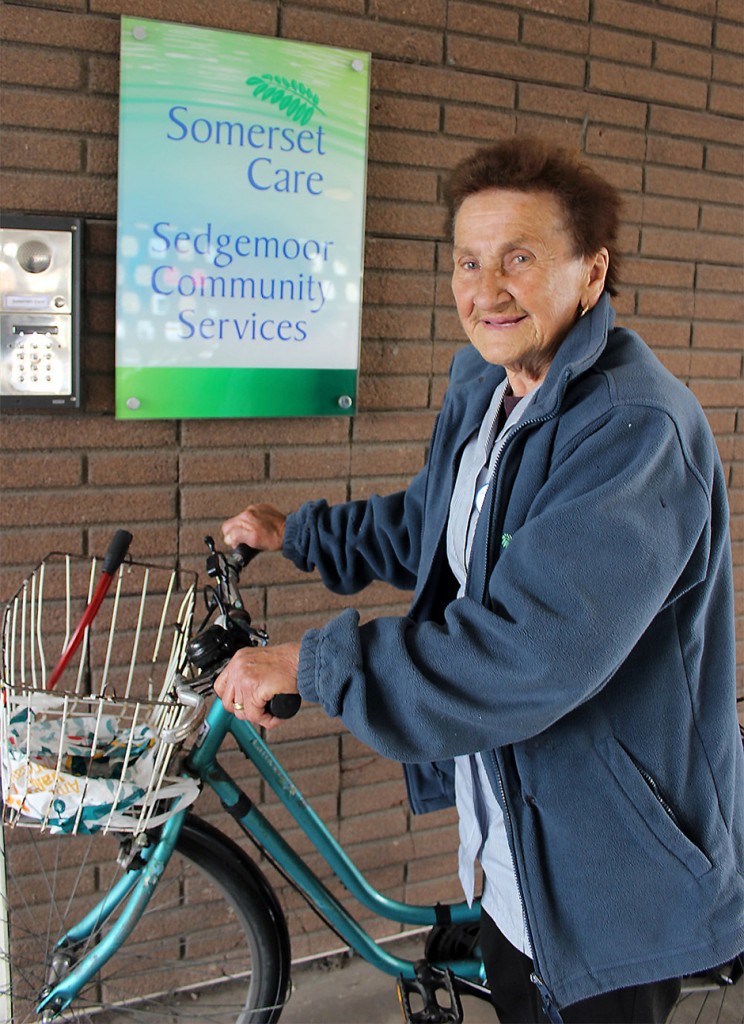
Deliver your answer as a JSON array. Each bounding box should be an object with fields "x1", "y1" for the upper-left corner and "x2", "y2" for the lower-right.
[{"x1": 1, "y1": 0, "x2": 742, "y2": 966}]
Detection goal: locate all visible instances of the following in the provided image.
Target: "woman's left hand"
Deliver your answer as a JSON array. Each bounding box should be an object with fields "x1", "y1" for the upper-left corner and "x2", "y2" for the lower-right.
[{"x1": 214, "y1": 642, "x2": 301, "y2": 729}]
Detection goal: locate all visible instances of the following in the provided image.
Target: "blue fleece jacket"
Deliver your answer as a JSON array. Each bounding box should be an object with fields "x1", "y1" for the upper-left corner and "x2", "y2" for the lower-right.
[{"x1": 285, "y1": 292, "x2": 744, "y2": 1010}]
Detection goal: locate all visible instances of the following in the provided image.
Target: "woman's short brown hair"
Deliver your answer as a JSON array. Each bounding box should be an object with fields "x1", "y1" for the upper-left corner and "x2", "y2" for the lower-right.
[{"x1": 444, "y1": 137, "x2": 623, "y2": 296}]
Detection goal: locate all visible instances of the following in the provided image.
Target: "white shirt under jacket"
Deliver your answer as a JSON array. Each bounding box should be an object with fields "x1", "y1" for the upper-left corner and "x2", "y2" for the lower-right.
[{"x1": 446, "y1": 377, "x2": 537, "y2": 956}]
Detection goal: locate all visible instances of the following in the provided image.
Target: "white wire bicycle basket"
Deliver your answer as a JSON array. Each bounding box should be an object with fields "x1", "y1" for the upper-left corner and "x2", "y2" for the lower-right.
[{"x1": 0, "y1": 549, "x2": 201, "y2": 836}]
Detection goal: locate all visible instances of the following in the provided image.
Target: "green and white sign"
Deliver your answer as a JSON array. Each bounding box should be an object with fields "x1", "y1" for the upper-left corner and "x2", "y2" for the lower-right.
[{"x1": 116, "y1": 18, "x2": 370, "y2": 419}]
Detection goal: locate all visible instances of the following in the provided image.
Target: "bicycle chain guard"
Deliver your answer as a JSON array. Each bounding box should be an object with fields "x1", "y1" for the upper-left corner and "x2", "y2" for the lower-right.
[{"x1": 396, "y1": 962, "x2": 463, "y2": 1024}]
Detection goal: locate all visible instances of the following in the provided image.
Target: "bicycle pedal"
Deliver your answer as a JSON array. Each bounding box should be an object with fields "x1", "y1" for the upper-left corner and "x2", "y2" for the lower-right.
[{"x1": 396, "y1": 962, "x2": 463, "y2": 1024}]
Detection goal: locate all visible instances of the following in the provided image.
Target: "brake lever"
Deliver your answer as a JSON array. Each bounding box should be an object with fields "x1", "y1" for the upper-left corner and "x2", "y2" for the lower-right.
[{"x1": 203, "y1": 536, "x2": 255, "y2": 612}]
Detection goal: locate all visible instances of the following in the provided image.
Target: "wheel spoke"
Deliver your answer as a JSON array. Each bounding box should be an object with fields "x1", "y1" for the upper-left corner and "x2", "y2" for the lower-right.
[{"x1": 2, "y1": 818, "x2": 289, "y2": 1022}]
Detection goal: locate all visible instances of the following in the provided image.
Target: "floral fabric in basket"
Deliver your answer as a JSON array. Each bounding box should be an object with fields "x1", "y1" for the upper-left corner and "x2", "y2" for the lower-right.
[{"x1": 2, "y1": 701, "x2": 198, "y2": 834}]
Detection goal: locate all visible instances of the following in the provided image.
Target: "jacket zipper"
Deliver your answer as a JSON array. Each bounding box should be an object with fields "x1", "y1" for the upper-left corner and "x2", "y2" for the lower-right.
[
  {"x1": 486, "y1": 747, "x2": 562, "y2": 1022},
  {"x1": 635, "y1": 762, "x2": 681, "y2": 827},
  {"x1": 477, "y1": 401, "x2": 565, "y2": 1021},
  {"x1": 479, "y1": 406, "x2": 554, "y2": 598}
]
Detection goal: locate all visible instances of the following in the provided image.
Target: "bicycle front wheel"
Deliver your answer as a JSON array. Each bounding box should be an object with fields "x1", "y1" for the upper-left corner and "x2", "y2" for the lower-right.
[{"x1": 1, "y1": 815, "x2": 291, "y2": 1023}]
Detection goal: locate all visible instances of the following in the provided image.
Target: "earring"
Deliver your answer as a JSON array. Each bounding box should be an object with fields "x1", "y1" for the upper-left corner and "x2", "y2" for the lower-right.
[{"x1": 579, "y1": 303, "x2": 589, "y2": 318}]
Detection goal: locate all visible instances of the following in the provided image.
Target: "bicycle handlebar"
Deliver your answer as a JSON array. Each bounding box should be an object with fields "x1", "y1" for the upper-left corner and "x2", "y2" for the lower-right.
[
  {"x1": 232, "y1": 543, "x2": 260, "y2": 570},
  {"x1": 265, "y1": 693, "x2": 302, "y2": 719},
  {"x1": 228, "y1": 543, "x2": 302, "y2": 720},
  {"x1": 188, "y1": 536, "x2": 302, "y2": 721}
]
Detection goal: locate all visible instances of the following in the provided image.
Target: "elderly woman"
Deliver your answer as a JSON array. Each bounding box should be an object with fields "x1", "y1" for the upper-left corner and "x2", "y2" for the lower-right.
[{"x1": 216, "y1": 138, "x2": 744, "y2": 1023}]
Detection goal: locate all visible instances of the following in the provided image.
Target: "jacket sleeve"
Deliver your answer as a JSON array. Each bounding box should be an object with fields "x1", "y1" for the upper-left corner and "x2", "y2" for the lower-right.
[
  {"x1": 296, "y1": 405, "x2": 715, "y2": 762},
  {"x1": 282, "y1": 461, "x2": 430, "y2": 595}
]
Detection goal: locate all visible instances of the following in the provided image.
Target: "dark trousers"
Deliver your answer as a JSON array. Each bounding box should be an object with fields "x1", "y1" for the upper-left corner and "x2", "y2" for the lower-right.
[{"x1": 480, "y1": 910, "x2": 681, "y2": 1023}]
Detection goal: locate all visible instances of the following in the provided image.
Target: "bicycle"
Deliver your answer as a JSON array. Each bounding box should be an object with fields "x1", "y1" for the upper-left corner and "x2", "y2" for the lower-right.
[
  {"x1": 0, "y1": 531, "x2": 487, "y2": 1024},
  {"x1": 1, "y1": 533, "x2": 740, "y2": 1024}
]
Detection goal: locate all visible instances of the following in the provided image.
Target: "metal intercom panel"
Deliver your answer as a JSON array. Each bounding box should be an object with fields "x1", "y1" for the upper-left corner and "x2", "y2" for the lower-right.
[{"x1": 0, "y1": 213, "x2": 81, "y2": 409}]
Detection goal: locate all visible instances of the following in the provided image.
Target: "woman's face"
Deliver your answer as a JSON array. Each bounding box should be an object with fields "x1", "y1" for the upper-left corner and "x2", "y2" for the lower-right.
[{"x1": 451, "y1": 188, "x2": 608, "y2": 395}]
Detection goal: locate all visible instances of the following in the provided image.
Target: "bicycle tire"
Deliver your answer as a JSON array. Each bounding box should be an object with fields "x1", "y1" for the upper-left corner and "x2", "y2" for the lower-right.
[{"x1": 1, "y1": 814, "x2": 291, "y2": 1023}]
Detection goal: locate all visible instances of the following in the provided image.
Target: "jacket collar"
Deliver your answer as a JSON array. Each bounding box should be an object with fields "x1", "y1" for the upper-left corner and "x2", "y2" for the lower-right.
[
  {"x1": 446, "y1": 291, "x2": 614, "y2": 444},
  {"x1": 529, "y1": 290, "x2": 614, "y2": 419}
]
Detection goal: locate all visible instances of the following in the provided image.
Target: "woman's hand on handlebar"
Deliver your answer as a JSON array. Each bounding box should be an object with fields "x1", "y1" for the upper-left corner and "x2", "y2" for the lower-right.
[
  {"x1": 222, "y1": 503, "x2": 287, "y2": 552},
  {"x1": 214, "y1": 641, "x2": 301, "y2": 729}
]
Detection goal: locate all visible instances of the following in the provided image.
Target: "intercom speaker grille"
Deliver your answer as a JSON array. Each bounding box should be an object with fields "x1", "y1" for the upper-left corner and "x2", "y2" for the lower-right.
[{"x1": 16, "y1": 239, "x2": 53, "y2": 274}]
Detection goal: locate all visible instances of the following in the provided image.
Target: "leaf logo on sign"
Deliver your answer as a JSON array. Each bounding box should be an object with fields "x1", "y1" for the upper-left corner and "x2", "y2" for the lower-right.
[{"x1": 246, "y1": 74, "x2": 326, "y2": 125}]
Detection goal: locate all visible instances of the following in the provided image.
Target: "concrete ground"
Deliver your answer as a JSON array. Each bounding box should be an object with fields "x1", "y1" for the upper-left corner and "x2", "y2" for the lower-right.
[
  {"x1": 280, "y1": 935, "x2": 744, "y2": 1024},
  {"x1": 280, "y1": 933, "x2": 496, "y2": 1024}
]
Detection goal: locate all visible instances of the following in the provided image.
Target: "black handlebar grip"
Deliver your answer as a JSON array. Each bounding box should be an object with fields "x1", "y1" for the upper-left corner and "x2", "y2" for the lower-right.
[
  {"x1": 101, "y1": 530, "x2": 134, "y2": 575},
  {"x1": 232, "y1": 544, "x2": 261, "y2": 570},
  {"x1": 266, "y1": 693, "x2": 302, "y2": 719}
]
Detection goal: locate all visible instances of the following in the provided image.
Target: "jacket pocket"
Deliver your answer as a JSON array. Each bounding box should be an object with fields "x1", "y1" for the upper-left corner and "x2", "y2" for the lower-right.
[{"x1": 599, "y1": 736, "x2": 712, "y2": 878}]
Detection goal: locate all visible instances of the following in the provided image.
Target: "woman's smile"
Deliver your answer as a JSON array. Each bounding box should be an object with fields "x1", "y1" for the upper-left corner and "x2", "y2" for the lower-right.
[{"x1": 452, "y1": 188, "x2": 607, "y2": 394}]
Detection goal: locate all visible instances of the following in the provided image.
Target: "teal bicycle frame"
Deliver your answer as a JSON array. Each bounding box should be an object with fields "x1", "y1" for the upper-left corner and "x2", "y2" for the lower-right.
[{"x1": 38, "y1": 691, "x2": 484, "y2": 1017}]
